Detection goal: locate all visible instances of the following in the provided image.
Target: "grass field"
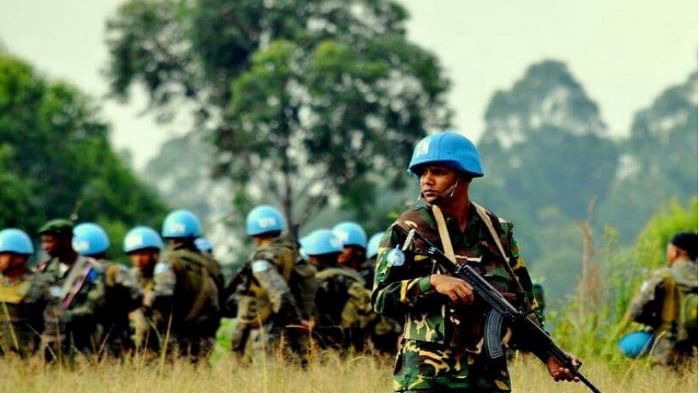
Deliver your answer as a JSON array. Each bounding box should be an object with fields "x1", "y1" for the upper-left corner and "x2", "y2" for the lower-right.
[{"x1": 0, "y1": 352, "x2": 695, "y2": 393}]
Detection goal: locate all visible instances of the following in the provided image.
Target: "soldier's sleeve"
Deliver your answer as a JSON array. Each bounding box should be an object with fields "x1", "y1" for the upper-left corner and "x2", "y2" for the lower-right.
[
  {"x1": 371, "y1": 226, "x2": 436, "y2": 318},
  {"x1": 251, "y1": 259, "x2": 295, "y2": 314},
  {"x1": 149, "y1": 262, "x2": 176, "y2": 311},
  {"x1": 506, "y1": 225, "x2": 543, "y2": 324},
  {"x1": 627, "y1": 270, "x2": 666, "y2": 324},
  {"x1": 107, "y1": 264, "x2": 144, "y2": 312}
]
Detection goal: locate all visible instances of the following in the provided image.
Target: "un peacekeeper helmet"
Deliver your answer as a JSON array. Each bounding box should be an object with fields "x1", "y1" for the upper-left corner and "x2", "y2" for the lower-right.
[
  {"x1": 332, "y1": 222, "x2": 367, "y2": 249},
  {"x1": 367, "y1": 232, "x2": 384, "y2": 259},
  {"x1": 72, "y1": 223, "x2": 110, "y2": 256},
  {"x1": 618, "y1": 331, "x2": 654, "y2": 358},
  {"x1": 161, "y1": 209, "x2": 202, "y2": 238},
  {"x1": 38, "y1": 218, "x2": 73, "y2": 236},
  {"x1": 408, "y1": 131, "x2": 484, "y2": 177},
  {"x1": 246, "y1": 205, "x2": 285, "y2": 236},
  {"x1": 123, "y1": 226, "x2": 164, "y2": 253},
  {"x1": 0, "y1": 228, "x2": 34, "y2": 255},
  {"x1": 302, "y1": 229, "x2": 343, "y2": 256},
  {"x1": 195, "y1": 237, "x2": 213, "y2": 253}
]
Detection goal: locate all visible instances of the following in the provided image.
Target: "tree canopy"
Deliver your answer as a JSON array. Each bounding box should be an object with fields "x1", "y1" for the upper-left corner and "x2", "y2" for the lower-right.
[
  {"x1": 0, "y1": 53, "x2": 166, "y2": 258},
  {"x1": 105, "y1": 0, "x2": 451, "y2": 235}
]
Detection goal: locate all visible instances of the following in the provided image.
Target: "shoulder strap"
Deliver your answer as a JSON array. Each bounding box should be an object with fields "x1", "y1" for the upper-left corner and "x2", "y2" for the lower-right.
[
  {"x1": 472, "y1": 202, "x2": 509, "y2": 263},
  {"x1": 431, "y1": 204, "x2": 457, "y2": 264}
]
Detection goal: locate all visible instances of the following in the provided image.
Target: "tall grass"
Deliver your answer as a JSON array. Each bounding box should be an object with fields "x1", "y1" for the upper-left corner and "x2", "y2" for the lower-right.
[{"x1": 0, "y1": 353, "x2": 694, "y2": 393}]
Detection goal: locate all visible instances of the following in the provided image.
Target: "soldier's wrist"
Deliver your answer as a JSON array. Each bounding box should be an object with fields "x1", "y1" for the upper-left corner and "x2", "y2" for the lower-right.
[{"x1": 419, "y1": 276, "x2": 434, "y2": 294}]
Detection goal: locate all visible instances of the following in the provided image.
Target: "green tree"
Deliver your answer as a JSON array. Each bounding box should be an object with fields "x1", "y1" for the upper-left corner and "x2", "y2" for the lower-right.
[
  {"x1": 599, "y1": 72, "x2": 698, "y2": 241},
  {"x1": 0, "y1": 54, "x2": 166, "y2": 258},
  {"x1": 105, "y1": 0, "x2": 450, "y2": 235}
]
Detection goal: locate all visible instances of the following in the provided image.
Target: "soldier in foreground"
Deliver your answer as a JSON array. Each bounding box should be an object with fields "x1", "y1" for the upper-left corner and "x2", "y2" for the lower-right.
[
  {"x1": 626, "y1": 231, "x2": 697, "y2": 367},
  {"x1": 0, "y1": 229, "x2": 48, "y2": 357},
  {"x1": 371, "y1": 132, "x2": 580, "y2": 392},
  {"x1": 229, "y1": 205, "x2": 303, "y2": 361}
]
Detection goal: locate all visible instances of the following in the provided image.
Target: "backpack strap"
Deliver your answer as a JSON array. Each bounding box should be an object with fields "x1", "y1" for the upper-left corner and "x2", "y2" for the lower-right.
[{"x1": 431, "y1": 205, "x2": 457, "y2": 264}]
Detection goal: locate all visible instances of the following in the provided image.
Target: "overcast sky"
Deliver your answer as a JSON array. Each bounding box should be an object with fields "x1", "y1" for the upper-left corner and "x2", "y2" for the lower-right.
[{"x1": 0, "y1": 0, "x2": 695, "y2": 169}]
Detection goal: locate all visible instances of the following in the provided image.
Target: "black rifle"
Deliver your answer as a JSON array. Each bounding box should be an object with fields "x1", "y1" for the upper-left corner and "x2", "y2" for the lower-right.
[{"x1": 397, "y1": 227, "x2": 601, "y2": 393}]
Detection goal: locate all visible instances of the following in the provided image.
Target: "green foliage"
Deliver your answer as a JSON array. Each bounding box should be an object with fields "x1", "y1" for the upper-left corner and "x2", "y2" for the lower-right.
[
  {"x1": 634, "y1": 197, "x2": 698, "y2": 270},
  {"x1": 598, "y1": 73, "x2": 698, "y2": 241},
  {"x1": 106, "y1": 0, "x2": 451, "y2": 235},
  {"x1": 0, "y1": 54, "x2": 166, "y2": 259},
  {"x1": 550, "y1": 198, "x2": 697, "y2": 362}
]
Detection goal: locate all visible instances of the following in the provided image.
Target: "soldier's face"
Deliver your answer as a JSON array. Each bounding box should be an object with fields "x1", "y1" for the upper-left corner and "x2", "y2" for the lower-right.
[
  {"x1": 129, "y1": 249, "x2": 159, "y2": 272},
  {"x1": 0, "y1": 253, "x2": 25, "y2": 273},
  {"x1": 41, "y1": 234, "x2": 61, "y2": 256},
  {"x1": 418, "y1": 165, "x2": 460, "y2": 203}
]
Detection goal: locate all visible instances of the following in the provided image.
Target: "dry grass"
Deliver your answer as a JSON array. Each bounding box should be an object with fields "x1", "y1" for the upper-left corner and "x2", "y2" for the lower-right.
[{"x1": 0, "y1": 352, "x2": 694, "y2": 393}]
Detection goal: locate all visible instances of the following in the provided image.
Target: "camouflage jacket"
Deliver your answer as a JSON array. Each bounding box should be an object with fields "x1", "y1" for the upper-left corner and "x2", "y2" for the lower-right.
[
  {"x1": 40, "y1": 256, "x2": 105, "y2": 355},
  {"x1": 0, "y1": 269, "x2": 50, "y2": 356},
  {"x1": 233, "y1": 238, "x2": 301, "y2": 328},
  {"x1": 371, "y1": 202, "x2": 541, "y2": 349},
  {"x1": 629, "y1": 258, "x2": 698, "y2": 340},
  {"x1": 159, "y1": 244, "x2": 223, "y2": 335}
]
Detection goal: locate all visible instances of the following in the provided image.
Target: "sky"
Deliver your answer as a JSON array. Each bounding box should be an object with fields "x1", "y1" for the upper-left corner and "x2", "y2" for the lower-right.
[{"x1": 0, "y1": 0, "x2": 695, "y2": 170}]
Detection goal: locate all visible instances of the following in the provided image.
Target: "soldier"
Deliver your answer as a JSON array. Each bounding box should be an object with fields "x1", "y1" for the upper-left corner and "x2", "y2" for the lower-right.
[
  {"x1": 37, "y1": 219, "x2": 105, "y2": 360},
  {"x1": 332, "y1": 222, "x2": 371, "y2": 288},
  {"x1": 371, "y1": 132, "x2": 579, "y2": 392},
  {"x1": 72, "y1": 223, "x2": 142, "y2": 356},
  {"x1": 123, "y1": 226, "x2": 166, "y2": 352},
  {"x1": 160, "y1": 209, "x2": 223, "y2": 359},
  {"x1": 626, "y1": 232, "x2": 697, "y2": 367},
  {"x1": 0, "y1": 229, "x2": 48, "y2": 357},
  {"x1": 303, "y1": 229, "x2": 374, "y2": 352},
  {"x1": 229, "y1": 205, "x2": 303, "y2": 361}
]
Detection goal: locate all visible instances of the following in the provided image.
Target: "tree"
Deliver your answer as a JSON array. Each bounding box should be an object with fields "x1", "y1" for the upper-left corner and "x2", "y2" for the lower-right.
[
  {"x1": 105, "y1": 0, "x2": 451, "y2": 235},
  {"x1": 598, "y1": 72, "x2": 698, "y2": 241},
  {"x1": 477, "y1": 60, "x2": 618, "y2": 223},
  {"x1": 0, "y1": 54, "x2": 166, "y2": 259}
]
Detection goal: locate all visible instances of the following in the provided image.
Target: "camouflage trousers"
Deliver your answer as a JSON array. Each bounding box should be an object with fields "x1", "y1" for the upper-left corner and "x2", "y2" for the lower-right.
[{"x1": 393, "y1": 339, "x2": 512, "y2": 392}]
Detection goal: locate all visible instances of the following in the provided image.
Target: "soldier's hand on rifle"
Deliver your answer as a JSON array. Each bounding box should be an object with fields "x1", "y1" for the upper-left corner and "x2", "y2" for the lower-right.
[
  {"x1": 546, "y1": 354, "x2": 581, "y2": 382},
  {"x1": 430, "y1": 274, "x2": 475, "y2": 305}
]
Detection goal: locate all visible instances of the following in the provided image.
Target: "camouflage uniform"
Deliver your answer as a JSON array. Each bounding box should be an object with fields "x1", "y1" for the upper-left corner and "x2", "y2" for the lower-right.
[
  {"x1": 229, "y1": 237, "x2": 303, "y2": 360},
  {"x1": 39, "y1": 255, "x2": 105, "y2": 360},
  {"x1": 628, "y1": 257, "x2": 697, "y2": 366},
  {"x1": 94, "y1": 259, "x2": 143, "y2": 356},
  {"x1": 315, "y1": 266, "x2": 374, "y2": 351},
  {"x1": 155, "y1": 243, "x2": 224, "y2": 358},
  {"x1": 0, "y1": 269, "x2": 50, "y2": 356},
  {"x1": 372, "y1": 203, "x2": 543, "y2": 392}
]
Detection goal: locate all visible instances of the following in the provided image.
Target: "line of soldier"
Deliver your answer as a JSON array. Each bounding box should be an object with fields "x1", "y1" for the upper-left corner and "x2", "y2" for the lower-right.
[{"x1": 0, "y1": 206, "x2": 399, "y2": 362}]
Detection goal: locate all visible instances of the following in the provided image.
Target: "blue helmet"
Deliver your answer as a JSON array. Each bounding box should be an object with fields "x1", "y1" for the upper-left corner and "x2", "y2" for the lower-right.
[
  {"x1": 619, "y1": 331, "x2": 654, "y2": 358},
  {"x1": 123, "y1": 226, "x2": 164, "y2": 253},
  {"x1": 246, "y1": 205, "x2": 285, "y2": 236},
  {"x1": 408, "y1": 131, "x2": 484, "y2": 177},
  {"x1": 332, "y1": 222, "x2": 367, "y2": 249},
  {"x1": 367, "y1": 232, "x2": 384, "y2": 259},
  {"x1": 161, "y1": 209, "x2": 201, "y2": 238},
  {"x1": 0, "y1": 228, "x2": 34, "y2": 255},
  {"x1": 195, "y1": 237, "x2": 214, "y2": 253},
  {"x1": 72, "y1": 223, "x2": 110, "y2": 256},
  {"x1": 302, "y1": 229, "x2": 343, "y2": 256}
]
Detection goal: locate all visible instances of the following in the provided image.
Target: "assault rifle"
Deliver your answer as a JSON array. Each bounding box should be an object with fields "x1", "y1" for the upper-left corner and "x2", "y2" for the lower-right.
[{"x1": 396, "y1": 227, "x2": 602, "y2": 393}]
